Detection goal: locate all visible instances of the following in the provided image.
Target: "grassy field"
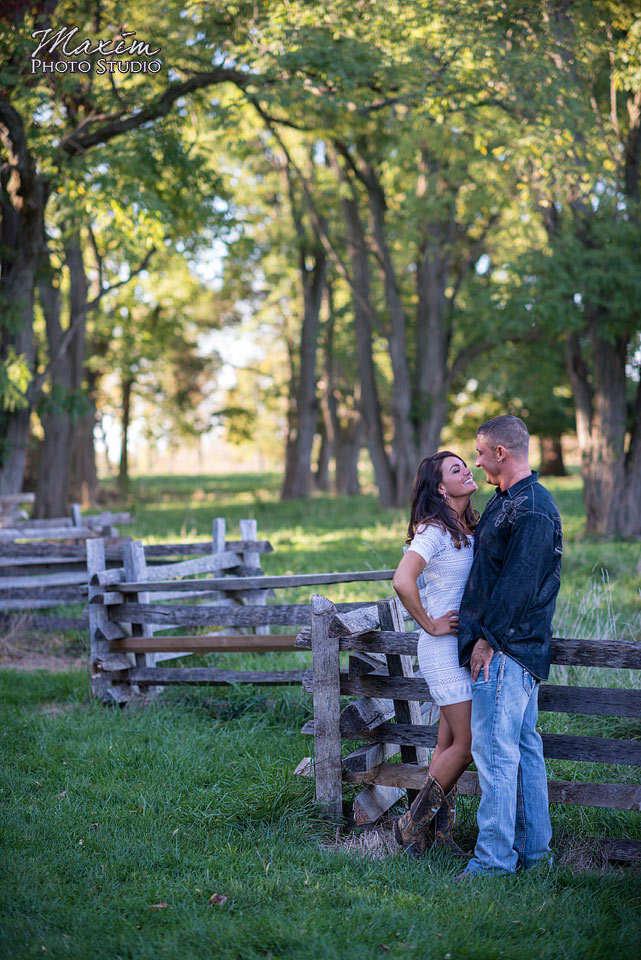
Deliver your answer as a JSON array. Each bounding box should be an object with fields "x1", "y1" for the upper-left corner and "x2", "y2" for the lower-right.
[{"x1": 1, "y1": 470, "x2": 640, "y2": 960}]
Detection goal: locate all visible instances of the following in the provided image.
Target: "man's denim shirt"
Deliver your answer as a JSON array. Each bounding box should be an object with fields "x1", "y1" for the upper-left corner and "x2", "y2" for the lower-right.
[{"x1": 458, "y1": 472, "x2": 563, "y2": 681}]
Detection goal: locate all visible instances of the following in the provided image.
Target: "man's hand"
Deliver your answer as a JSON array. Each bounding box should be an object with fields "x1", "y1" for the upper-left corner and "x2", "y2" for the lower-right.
[{"x1": 470, "y1": 637, "x2": 494, "y2": 682}]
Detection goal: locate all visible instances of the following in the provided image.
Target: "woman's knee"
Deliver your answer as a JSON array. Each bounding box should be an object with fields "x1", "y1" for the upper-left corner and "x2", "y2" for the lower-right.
[{"x1": 452, "y1": 739, "x2": 473, "y2": 765}]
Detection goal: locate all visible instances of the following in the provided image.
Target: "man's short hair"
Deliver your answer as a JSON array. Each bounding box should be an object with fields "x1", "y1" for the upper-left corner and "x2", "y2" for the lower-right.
[{"x1": 478, "y1": 415, "x2": 529, "y2": 457}]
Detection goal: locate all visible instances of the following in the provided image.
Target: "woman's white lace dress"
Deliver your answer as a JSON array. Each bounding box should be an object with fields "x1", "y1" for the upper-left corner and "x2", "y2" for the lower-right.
[{"x1": 407, "y1": 523, "x2": 473, "y2": 705}]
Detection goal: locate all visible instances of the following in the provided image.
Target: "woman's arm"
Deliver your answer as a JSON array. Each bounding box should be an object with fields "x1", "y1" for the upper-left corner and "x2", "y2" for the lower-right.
[{"x1": 392, "y1": 550, "x2": 459, "y2": 636}]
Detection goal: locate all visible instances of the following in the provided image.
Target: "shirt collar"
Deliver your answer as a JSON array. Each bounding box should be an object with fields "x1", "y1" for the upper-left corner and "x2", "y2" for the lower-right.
[{"x1": 498, "y1": 470, "x2": 538, "y2": 498}]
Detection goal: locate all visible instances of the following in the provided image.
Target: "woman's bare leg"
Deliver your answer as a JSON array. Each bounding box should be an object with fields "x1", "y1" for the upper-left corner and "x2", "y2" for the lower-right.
[
  {"x1": 429, "y1": 709, "x2": 454, "y2": 770},
  {"x1": 427, "y1": 701, "x2": 472, "y2": 795}
]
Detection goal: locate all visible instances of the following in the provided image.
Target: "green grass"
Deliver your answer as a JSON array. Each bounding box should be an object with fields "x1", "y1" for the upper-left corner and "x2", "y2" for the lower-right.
[{"x1": 1, "y1": 471, "x2": 640, "y2": 960}]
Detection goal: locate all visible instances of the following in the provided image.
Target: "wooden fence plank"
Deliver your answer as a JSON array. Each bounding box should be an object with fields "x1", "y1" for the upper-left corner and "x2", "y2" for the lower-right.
[
  {"x1": 0, "y1": 612, "x2": 87, "y2": 631},
  {"x1": 0, "y1": 526, "x2": 99, "y2": 541},
  {"x1": 0, "y1": 598, "x2": 85, "y2": 611},
  {"x1": 295, "y1": 630, "x2": 641, "y2": 669},
  {"x1": 92, "y1": 552, "x2": 244, "y2": 586},
  {"x1": 143, "y1": 540, "x2": 273, "y2": 557},
  {"x1": 600, "y1": 839, "x2": 641, "y2": 861},
  {"x1": 349, "y1": 721, "x2": 641, "y2": 765},
  {"x1": 0, "y1": 586, "x2": 84, "y2": 600},
  {"x1": 130, "y1": 667, "x2": 306, "y2": 686},
  {"x1": 303, "y1": 719, "x2": 641, "y2": 764},
  {"x1": 110, "y1": 634, "x2": 299, "y2": 653},
  {"x1": 353, "y1": 785, "x2": 405, "y2": 826},
  {"x1": 341, "y1": 742, "x2": 400, "y2": 774},
  {"x1": 108, "y1": 601, "x2": 374, "y2": 628},
  {"x1": 340, "y1": 697, "x2": 396, "y2": 733},
  {"x1": 0, "y1": 493, "x2": 35, "y2": 505},
  {"x1": 329, "y1": 605, "x2": 380, "y2": 637},
  {"x1": 328, "y1": 671, "x2": 641, "y2": 718},
  {"x1": 0, "y1": 571, "x2": 88, "y2": 589},
  {"x1": 112, "y1": 569, "x2": 396, "y2": 594},
  {"x1": 344, "y1": 764, "x2": 641, "y2": 811}
]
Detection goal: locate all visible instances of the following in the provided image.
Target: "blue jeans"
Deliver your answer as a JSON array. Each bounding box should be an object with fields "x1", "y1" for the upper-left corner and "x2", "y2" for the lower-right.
[{"x1": 465, "y1": 652, "x2": 552, "y2": 876}]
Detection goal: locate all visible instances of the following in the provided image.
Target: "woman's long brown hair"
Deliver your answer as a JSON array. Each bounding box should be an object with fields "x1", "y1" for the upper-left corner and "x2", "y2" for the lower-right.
[{"x1": 406, "y1": 451, "x2": 479, "y2": 548}]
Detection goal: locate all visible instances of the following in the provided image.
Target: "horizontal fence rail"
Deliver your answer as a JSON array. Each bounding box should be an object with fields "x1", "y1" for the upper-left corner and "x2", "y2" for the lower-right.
[
  {"x1": 86, "y1": 521, "x2": 400, "y2": 705},
  {"x1": 295, "y1": 629, "x2": 641, "y2": 669}
]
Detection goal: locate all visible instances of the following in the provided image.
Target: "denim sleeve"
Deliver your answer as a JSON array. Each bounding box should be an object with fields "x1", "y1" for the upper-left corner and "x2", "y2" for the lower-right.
[{"x1": 479, "y1": 512, "x2": 557, "y2": 650}]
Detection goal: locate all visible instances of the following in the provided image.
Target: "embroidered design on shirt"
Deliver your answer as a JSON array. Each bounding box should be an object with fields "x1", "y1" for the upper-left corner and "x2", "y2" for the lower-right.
[{"x1": 494, "y1": 495, "x2": 528, "y2": 527}]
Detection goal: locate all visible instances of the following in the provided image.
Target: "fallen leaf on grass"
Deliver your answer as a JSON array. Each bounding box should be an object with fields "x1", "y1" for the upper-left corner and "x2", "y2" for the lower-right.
[
  {"x1": 208, "y1": 894, "x2": 228, "y2": 906},
  {"x1": 148, "y1": 903, "x2": 168, "y2": 910},
  {"x1": 56, "y1": 791, "x2": 67, "y2": 799}
]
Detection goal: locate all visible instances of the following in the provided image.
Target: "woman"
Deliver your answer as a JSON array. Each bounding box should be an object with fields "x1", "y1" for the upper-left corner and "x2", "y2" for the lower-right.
[{"x1": 392, "y1": 451, "x2": 478, "y2": 858}]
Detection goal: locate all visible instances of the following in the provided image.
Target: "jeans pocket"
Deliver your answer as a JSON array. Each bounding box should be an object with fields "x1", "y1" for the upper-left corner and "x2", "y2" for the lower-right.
[{"x1": 522, "y1": 668, "x2": 536, "y2": 695}]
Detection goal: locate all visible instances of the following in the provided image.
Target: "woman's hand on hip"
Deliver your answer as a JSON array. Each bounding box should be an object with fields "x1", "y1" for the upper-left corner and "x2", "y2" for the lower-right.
[{"x1": 427, "y1": 610, "x2": 459, "y2": 636}]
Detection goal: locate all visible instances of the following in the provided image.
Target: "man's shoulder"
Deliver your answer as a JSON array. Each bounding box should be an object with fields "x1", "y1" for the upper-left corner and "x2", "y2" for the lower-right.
[{"x1": 530, "y1": 481, "x2": 561, "y2": 521}]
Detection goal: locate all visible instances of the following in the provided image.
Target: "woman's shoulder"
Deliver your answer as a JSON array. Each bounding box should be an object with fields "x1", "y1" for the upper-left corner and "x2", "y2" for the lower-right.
[
  {"x1": 412, "y1": 521, "x2": 451, "y2": 543},
  {"x1": 412, "y1": 522, "x2": 473, "y2": 550}
]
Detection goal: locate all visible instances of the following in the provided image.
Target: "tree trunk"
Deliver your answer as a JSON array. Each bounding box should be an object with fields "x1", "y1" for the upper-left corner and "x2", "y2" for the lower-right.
[
  {"x1": 334, "y1": 157, "x2": 395, "y2": 505},
  {"x1": 335, "y1": 416, "x2": 363, "y2": 496},
  {"x1": 119, "y1": 376, "x2": 134, "y2": 497},
  {"x1": 280, "y1": 150, "x2": 328, "y2": 501},
  {"x1": 281, "y1": 245, "x2": 327, "y2": 500},
  {"x1": 314, "y1": 420, "x2": 331, "y2": 492},
  {"x1": 0, "y1": 102, "x2": 43, "y2": 494},
  {"x1": 565, "y1": 326, "x2": 629, "y2": 536},
  {"x1": 34, "y1": 234, "x2": 87, "y2": 517},
  {"x1": 414, "y1": 152, "x2": 454, "y2": 459},
  {"x1": 359, "y1": 156, "x2": 416, "y2": 503},
  {"x1": 71, "y1": 407, "x2": 99, "y2": 507},
  {"x1": 539, "y1": 436, "x2": 566, "y2": 476}
]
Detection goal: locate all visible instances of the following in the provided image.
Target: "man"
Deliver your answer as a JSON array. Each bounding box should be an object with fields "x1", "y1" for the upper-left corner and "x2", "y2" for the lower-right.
[{"x1": 457, "y1": 415, "x2": 563, "y2": 878}]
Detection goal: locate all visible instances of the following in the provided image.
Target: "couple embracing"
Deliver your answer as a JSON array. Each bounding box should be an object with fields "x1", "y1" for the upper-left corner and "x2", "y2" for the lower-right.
[{"x1": 392, "y1": 414, "x2": 563, "y2": 879}]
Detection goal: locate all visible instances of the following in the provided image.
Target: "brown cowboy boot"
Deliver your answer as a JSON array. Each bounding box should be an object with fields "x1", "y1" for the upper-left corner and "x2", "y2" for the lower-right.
[
  {"x1": 431, "y1": 784, "x2": 470, "y2": 857},
  {"x1": 393, "y1": 775, "x2": 445, "y2": 858}
]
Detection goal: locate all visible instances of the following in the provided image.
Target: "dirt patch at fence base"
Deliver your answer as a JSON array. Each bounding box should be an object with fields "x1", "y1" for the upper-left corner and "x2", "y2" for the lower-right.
[
  {"x1": 321, "y1": 820, "x2": 400, "y2": 860},
  {"x1": 322, "y1": 820, "x2": 640, "y2": 874}
]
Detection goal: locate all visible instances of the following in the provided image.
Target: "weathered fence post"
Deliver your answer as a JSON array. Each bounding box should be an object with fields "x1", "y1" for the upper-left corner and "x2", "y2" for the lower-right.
[
  {"x1": 240, "y1": 518, "x2": 269, "y2": 636},
  {"x1": 87, "y1": 538, "x2": 112, "y2": 701},
  {"x1": 123, "y1": 540, "x2": 159, "y2": 697},
  {"x1": 378, "y1": 598, "x2": 429, "y2": 803},
  {"x1": 212, "y1": 517, "x2": 226, "y2": 556},
  {"x1": 311, "y1": 593, "x2": 342, "y2": 819}
]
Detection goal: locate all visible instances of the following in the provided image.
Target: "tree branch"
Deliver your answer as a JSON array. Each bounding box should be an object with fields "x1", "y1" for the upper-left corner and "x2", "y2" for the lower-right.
[{"x1": 59, "y1": 67, "x2": 262, "y2": 155}]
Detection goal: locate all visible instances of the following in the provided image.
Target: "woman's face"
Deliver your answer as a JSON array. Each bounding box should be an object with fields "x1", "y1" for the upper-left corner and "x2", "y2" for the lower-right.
[{"x1": 438, "y1": 456, "x2": 477, "y2": 500}]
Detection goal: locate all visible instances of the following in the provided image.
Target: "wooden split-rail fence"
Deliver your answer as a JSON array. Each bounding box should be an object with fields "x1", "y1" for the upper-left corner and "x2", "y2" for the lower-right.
[
  {"x1": 87, "y1": 517, "x2": 397, "y2": 704},
  {"x1": 296, "y1": 594, "x2": 641, "y2": 861},
  {"x1": 0, "y1": 505, "x2": 132, "y2": 633}
]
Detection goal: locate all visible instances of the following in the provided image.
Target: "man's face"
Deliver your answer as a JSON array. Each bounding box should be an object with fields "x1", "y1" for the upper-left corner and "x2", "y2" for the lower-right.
[{"x1": 475, "y1": 433, "x2": 502, "y2": 485}]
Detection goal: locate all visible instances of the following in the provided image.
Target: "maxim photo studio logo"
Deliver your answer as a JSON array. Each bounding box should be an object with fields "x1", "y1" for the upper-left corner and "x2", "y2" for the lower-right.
[{"x1": 30, "y1": 25, "x2": 163, "y2": 75}]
